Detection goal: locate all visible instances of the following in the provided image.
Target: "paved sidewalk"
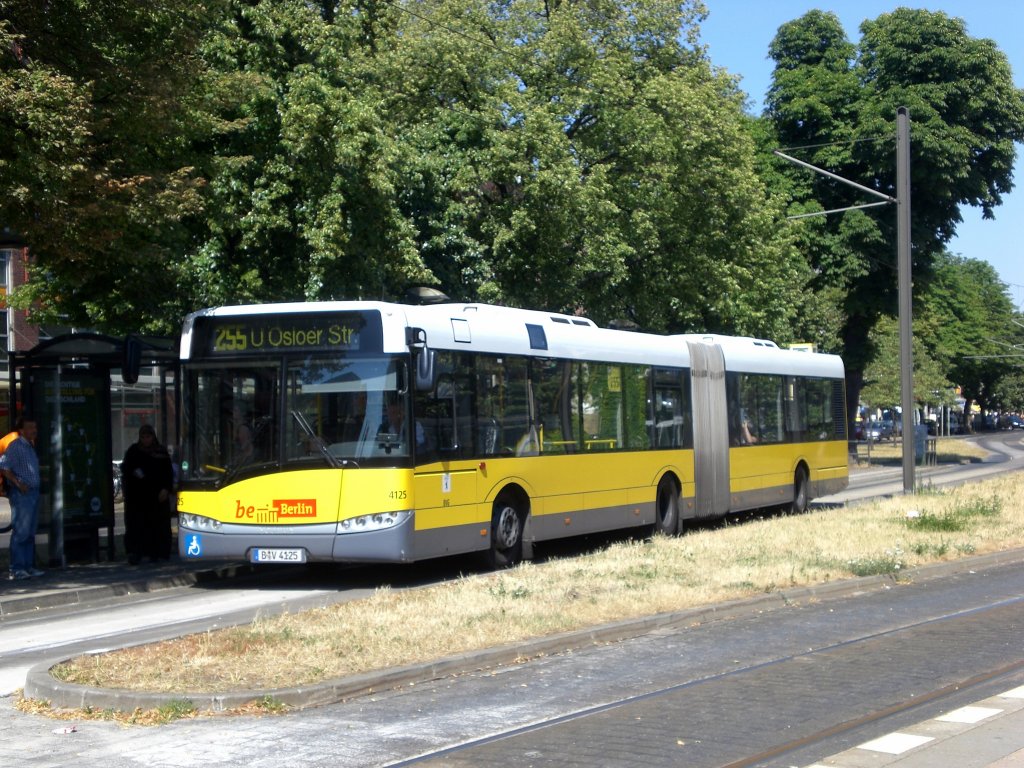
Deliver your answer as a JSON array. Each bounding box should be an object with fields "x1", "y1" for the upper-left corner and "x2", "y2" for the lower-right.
[
  {"x1": 806, "y1": 685, "x2": 1024, "y2": 768},
  {"x1": 0, "y1": 556, "x2": 258, "y2": 617},
  {"x1": 1, "y1": 495, "x2": 252, "y2": 617}
]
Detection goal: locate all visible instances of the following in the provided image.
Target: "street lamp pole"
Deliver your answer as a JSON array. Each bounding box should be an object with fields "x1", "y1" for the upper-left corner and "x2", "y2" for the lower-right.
[
  {"x1": 775, "y1": 108, "x2": 914, "y2": 493},
  {"x1": 896, "y1": 107, "x2": 914, "y2": 493}
]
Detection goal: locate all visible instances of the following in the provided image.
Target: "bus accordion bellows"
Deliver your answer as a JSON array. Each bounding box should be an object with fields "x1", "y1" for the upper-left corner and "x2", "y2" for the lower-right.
[{"x1": 176, "y1": 301, "x2": 848, "y2": 566}]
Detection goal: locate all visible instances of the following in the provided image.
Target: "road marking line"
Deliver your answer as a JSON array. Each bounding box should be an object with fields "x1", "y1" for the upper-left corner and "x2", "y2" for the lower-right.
[
  {"x1": 937, "y1": 705, "x2": 1004, "y2": 724},
  {"x1": 857, "y1": 732, "x2": 934, "y2": 754}
]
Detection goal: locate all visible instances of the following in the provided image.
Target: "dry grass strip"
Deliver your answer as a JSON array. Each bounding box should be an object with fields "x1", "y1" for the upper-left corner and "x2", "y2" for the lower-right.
[{"x1": 45, "y1": 470, "x2": 1024, "y2": 698}]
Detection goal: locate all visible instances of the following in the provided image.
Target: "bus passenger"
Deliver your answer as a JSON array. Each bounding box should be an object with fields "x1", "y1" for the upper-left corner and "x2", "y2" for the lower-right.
[
  {"x1": 340, "y1": 391, "x2": 368, "y2": 442},
  {"x1": 1, "y1": 417, "x2": 43, "y2": 579},
  {"x1": 381, "y1": 398, "x2": 426, "y2": 450},
  {"x1": 740, "y1": 412, "x2": 759, "y2": 444},
  {"x1": 235, "y1": 423, "x2": 256, "y2": 465}
]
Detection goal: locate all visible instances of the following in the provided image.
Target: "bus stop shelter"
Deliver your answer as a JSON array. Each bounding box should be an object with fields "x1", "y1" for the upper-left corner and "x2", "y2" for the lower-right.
[{"x1": 7, "y1": 333, "x2": 178, "y2": 566}]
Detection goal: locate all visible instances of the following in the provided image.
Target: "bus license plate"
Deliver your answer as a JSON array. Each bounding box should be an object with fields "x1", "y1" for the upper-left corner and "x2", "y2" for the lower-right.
[{"x1": 250, "y1": 548, "x2": 307, "y2": 564}]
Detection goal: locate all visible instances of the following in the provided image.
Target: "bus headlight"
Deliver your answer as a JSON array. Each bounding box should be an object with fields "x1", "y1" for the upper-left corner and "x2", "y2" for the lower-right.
[
  {"x1": 180, "y1": 513, "x2": 223, "y2": 532},
  {"x1": 338, "y1": 510, "x2": 411, "y2": 534}
]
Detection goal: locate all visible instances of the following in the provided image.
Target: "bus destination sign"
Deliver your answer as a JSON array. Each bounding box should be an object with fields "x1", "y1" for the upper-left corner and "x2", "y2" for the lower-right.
[{"x1": 195, "y1": 311, "x2": 384, "y2": 355}]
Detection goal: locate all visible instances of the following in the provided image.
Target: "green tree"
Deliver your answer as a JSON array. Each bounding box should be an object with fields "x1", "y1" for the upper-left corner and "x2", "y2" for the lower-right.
[
  {"x1": 183, "y1": 0, "x2": 435, "y2": 310},
  {"x1": 918, "y1": 253, "x2": 1019, "y2": 423},
  {"x1": 859, "y1": 315, "x2": 952, "y2": 413},
  {"x1": 191, "y1": 0, "x2": 807, "y2": 338},
  {"x1": 765, "y1": 9, "x2": 1024, "y2": 421},
  {"x1": 2, "y1": 0, "x2": 813, "y2": 341},
  {"x1": 464, "y1": 0, "x2": 807, "y2": 335},
  {"x1": 0, "y1": 0, "x2": 212, "y2": 333},
  {"x1": 991, "y1": 354, "x2": 1024, "y2": 413}
]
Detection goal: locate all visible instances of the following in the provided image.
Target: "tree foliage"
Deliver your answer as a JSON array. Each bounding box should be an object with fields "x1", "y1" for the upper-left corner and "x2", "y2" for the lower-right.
[
  {"x1": 991, "y1": 353, "x2": 1024, "y2": 414},
  {"x1": 859, "y1": 315, "x2": 952, "y2": 411},
  {"x1": 8, "y1": 0, "x2": 1019, "y2": 381},
  {"x1": 918, "y1": 252, "x2": 1019, "y2": 418},
  {"x1": 0, "y1": 0, "x2": 212, "y2": 332},
  {"x1": 180, "y1": 0, "x2": 433, "y2": 312},
  {"x1": 764, "y1": 9, "x2": 1024, "y2": 413},
  {"x1": 861, "y1": 254, "x2": 1022, "y2": 424},
  {"x1": 4, "y1": 0, "x2": 807, "y2": 340}
]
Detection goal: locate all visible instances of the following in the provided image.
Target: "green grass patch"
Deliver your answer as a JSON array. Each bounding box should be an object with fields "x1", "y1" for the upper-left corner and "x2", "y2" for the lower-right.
[
  {"x1": 846, "y1": 549, "x2": 906, "y2": 577},
  {"x1": 904, "y1": 494, "x2": 1002, "y2": 533},
  {"x1": 155, "y1": 698, "x2": 196, "y2": 722},
  {"x1": 253, "y1": 694, "x2": 288, "y2": 713}
]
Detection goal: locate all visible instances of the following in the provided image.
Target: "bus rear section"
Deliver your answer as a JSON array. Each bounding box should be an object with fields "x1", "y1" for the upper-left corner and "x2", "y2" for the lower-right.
[{"x1": 684, "y1": 335, "x2": 849, "y2": 521}]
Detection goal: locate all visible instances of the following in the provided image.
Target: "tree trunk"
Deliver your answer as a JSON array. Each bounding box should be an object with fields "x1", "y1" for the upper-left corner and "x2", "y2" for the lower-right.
[{"x1": 846, "y1": 368, "x2": 864, "y2": 439}]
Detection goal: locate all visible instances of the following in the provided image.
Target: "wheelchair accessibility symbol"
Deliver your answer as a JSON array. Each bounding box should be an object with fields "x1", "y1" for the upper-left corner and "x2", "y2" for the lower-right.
[{"x1": 186, "y1": 535, "x2": 202, "y2": 557}]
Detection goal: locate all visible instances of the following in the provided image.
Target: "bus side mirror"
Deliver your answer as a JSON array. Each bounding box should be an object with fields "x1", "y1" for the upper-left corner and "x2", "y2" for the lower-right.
[{"x1": 415, "y1": 349, "x2": 436, "y2": 392}]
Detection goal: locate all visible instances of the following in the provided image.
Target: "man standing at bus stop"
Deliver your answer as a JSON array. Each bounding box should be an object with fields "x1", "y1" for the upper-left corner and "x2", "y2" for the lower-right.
[{"x1": 1, "y1": 417, "x2": 43, "y2": 580}]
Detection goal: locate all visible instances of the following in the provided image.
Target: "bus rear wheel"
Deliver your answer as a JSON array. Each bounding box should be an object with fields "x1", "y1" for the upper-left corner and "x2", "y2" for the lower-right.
[
  {"x1": 487, "y1": 492, "x2": 525, "y2": 569},
  {"x1": 790, "y1": 467, "x2": 809, "y2": 515},
  {"x1": 654, "y1": 476, "x2": 680, "y2": 536}
]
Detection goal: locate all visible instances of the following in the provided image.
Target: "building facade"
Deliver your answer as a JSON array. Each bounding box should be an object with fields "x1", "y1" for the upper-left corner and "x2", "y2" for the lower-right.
[{"x1": 0, "y1": 241, "x2": 41, "y2": 424}]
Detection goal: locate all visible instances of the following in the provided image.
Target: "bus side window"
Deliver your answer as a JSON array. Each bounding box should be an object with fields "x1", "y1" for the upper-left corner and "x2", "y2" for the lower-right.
[
  {"x1": 532, "y1": 359, "x2": 577, "y2": 453},
  {"x1": 452, "y1": 378, "x2": 476, "y2": 457},
  {"x1": 651, "y1": 368, "x2": 684, "y2": 449},
  {"x1": 785, "y1": 376, "x2": 807, "y2": 443},
  {"x1": 415, "y1": 353, "x2": 476, "y2": 460},
  {"x1": 421, "y1": 373, "x2": 457, "y2": 457},
  {"x1": 475, "y1": 355, "x2": 528, "y2": 457},
  {"x1": 496, "y1": 358, "x2": 531, "y2": 455},
  {"x1": 758, "y1": 375, "x2": 784, "y2": 444}
]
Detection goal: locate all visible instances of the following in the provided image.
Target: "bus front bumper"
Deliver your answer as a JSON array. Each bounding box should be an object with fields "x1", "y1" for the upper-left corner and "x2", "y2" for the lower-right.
[{"x1": 178, "y1": 514, "x2": 416, "y2": 564}]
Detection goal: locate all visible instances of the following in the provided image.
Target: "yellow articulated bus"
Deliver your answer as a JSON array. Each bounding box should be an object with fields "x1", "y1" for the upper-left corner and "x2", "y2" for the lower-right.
[{"x1": 177, "y1": 301, "x2": 848, "y2": 567}]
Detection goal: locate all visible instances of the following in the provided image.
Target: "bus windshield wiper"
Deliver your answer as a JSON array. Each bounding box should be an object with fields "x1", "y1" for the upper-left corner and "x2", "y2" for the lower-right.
[{"x1": 291, "y1": 410, "x2": 347, "y2": 468}]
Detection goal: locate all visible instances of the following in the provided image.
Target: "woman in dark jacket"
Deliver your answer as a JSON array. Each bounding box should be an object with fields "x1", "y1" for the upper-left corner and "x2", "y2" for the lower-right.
[{"x1": 121, "y1": 424, "x2": 174, "y2": 563}]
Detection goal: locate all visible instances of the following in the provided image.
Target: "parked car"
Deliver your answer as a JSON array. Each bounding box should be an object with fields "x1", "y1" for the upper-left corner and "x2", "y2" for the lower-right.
[
  {"x1": 875, "y1": 419, "x2": 896, "y2": 441},
  {"x1": 949, "y1": 412, "x2": 964, "y2": 434},
  {"x1": 854, "y1": 421, "x2": 881, "y2": 441},
  {"x1": 1002, "y1": 414, "x2": 1024, "y2": 430}
]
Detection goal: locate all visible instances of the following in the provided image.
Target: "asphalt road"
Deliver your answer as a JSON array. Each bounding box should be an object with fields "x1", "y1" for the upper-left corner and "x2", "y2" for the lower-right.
[{"x1": 823, "y1": 429, "x2": 1024, "y2": 504}]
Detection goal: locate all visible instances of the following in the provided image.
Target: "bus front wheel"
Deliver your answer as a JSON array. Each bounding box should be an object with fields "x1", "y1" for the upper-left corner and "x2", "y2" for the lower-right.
[{"x1": 487, "y1": 493, "x2": 525, "y2": 568}]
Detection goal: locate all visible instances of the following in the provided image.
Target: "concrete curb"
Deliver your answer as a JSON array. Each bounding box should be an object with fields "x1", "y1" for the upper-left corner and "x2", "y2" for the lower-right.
[{"x1": 25, "y1": 547, "x2": 1024, "y2": 714}]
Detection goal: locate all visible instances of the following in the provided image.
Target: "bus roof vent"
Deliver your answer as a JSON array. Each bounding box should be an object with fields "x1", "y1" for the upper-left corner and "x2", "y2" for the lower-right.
[{"x1": 549, "y1": 315, "x2": 593, "y2": 327}]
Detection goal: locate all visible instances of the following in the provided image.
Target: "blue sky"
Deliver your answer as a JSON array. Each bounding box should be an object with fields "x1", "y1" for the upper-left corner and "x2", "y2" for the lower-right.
[{"x1": 700, "y1": 1, "x2": 1024, "y2": 309}]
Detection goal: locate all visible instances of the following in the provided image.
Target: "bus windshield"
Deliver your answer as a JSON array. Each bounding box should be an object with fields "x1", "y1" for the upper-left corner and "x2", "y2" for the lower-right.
[{"x1": 181, "y1": 355, "x2": 410, "y2": 484}]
